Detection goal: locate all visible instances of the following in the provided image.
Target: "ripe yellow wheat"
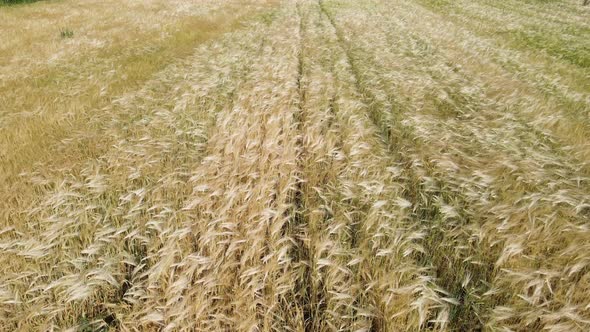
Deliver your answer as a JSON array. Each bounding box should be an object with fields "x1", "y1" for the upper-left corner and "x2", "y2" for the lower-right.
[{"x1": 1, "y1": 0, "x2": 588, "y2": 331}]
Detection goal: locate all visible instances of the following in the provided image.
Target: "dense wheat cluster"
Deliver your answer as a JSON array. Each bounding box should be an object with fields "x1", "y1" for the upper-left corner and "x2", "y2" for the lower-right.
[{"x1": 1, "y1": 0, "x2": 589, "y2": 330}]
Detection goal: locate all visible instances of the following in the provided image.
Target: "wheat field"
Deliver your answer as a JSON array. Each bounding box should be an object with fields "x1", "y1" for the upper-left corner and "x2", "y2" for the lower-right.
[{"x1": 1, "y1": 0, "x2": 589, "y2": 331}]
